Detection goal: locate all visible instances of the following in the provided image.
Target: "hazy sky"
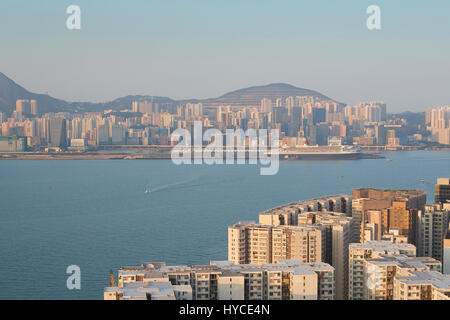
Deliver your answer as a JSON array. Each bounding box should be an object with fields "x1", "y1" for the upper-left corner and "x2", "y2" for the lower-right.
[{"x1": 1, "y1": 0, "x2": 449, "y2": 112}]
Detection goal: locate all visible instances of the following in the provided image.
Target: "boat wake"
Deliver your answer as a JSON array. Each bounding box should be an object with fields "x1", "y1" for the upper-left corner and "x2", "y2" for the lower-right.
[
  {"x1": 146, "y1": 177, "x2": 201, "y2": 195},
  {"x1": 145, "y1": 176, "x2": 243, "y2": 195}
]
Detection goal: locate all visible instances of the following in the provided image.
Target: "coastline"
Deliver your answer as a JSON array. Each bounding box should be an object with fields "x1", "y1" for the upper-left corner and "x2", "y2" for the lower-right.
[
  {"x1": 1, "y1": 148, "x2": 450, "y2": 161},
  {"x1": 0, "y1": 151, "x2": 384, "y2": 160}
]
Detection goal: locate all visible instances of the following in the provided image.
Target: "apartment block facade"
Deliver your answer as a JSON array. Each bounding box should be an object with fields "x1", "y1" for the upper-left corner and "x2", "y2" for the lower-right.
[
  {"x1": 228, "y1": 222, "x2": 325, "y2": 266},
  {"x1": 364, "y1": 254, "x2": 442, "y2": 300},
  {"x1": 104, "y1": 260, "x2": 335, "y2": 300},
  {"x1": 351, "y1": 188, "x2": 426, "y2": 246},
  {"x1": 348, "y1": 241, "x2": 416, "y2": 300},
  {"x1": 393, "y1": 270, "x2": 450, "y2": 300},
  {"x1": 418, "y1": 203, "x2": 449, "y2": 262},
  {"x1": 435, "y1": 178, "x2": 450, "y2": 204}
]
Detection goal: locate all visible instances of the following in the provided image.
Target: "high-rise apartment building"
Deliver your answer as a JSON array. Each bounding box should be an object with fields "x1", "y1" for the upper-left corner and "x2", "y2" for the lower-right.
[
  {"x1": 348, "y1": 241, "x2": 416, "y2": 300},
  {"x1": 435, "y1": 178, "x2": 450, "y2": 204},
  {"x1": 228, "y1": 222, "x2": 325, "y2": 265},
  {"x1": 444, "y1": 233, "x2": 450, "y2": 274},
  {"x1": 15, "y1": 99, "x2": 31, "y2": 114},
  {"x1": 0, "y1": 136, "x2": 27, "y2": 152},
  {"x1": 250, "y1": 195, "x2": 353, "y2": 299},
  {"x1": 351, "y1": 197, "x2": 391, "y2": 243},
  {"x1": 104, "y1": 260, "x2": 335, "y2": 300},
  {"x1": 364, "y1": 254, "x2": 443, "y2": 300},
  {"x1": 418, "y1": 204, "x2": 449, "y2": 263},
  {"x1": 295, "y1": 212, "x2": 352, "y2": 300},
  {"x1": 426, "y1": 106, "x2": 450, "y2": 129},
  {"x1": 352, "y1": 188, "x2": 426, "y2": 246},
  {"x1": 259, "y1": 195, "x2": 353, "y2": 225},
  {"x1": 15, "y1": 99, "x2": 37, "y2": 115},
  {"x1": 426, "y1": 106, "x2": 450, "y2": 145},
  {"x1": 393, "y1": 270, "x2": 450, "y2": 300},
  {"x1": 110, "y1": 124, "x2": 126, "y2": 145},
  {"x1": 344, "y1": 102, "x2": 386, "y2": 124},
  {"x1": 30, "y1": 100, "x2": 37, "y2": 115},
  {"x1": 261, "y1": 98, "x2": 273, "y2": 114},
  {"x1": 132, "y1": 101, "x2": 139, "y2": 113},
  {"x1": 48, "y1": 118, "x2": 67, "y2": 148}
]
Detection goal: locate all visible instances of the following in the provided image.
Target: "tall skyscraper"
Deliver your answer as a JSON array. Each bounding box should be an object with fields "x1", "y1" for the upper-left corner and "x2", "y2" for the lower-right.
[
  {"x1": 132, "y1": 101, "x2": 139, "y2": 113},
  {"x1": 426, "y1": 106, "x2": 450, "y2": 145},
  {"x1": 48, "y1": 118, "x2": 67, "y2": 148},
  {"x1": 16, "y1": 99, "x2": 31, "y2": 115},
  {"x1": 30, "y1": 100, "x2": 38, "y2": 115},
  {"x1": 97, "y1": 122, "x2": 110, "y2": 145},
  {"x1": 435, "y1": 178, "x2": 450, "y2": 204},
  {"x1": 418, "y1": 204, "x2": 449, "y2": 262},
  {"x1": 297, "y1": 212, "x2": 352, "y2": 300},
  {"x1": 261, "y1": 98, "x2": 273, "y2": 114}
]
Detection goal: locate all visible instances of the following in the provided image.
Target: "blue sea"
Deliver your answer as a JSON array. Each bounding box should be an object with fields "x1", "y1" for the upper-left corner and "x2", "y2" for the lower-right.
[{"x1": 0, "y1": 151, "x2": 449, "y2": 299}]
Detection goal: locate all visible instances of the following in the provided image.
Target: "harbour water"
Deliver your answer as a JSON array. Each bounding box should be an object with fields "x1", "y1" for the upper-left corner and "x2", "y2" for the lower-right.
[{"x1": 0, "y1": 151, "x2": 449, "y2": 299}]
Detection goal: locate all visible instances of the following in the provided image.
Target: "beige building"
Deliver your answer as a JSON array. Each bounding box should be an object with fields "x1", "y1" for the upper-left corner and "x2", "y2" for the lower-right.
[
  {"x1": 228, "y1": 222, "x2": 325, "y2": 266},
  {"x1": 364, "y1": 254, "x2": 442, "y2": 300},
  {"x1": 105, "y1": 275, "x2": 191, "y2": 300},
  {"x1": 258, "y1": 195, "x2": 353, "y2": 226},
  {"x1": 426, "y1": 106, "x2": 450, "y2": 145},
  {"x1": 352, "y1": 188, "x2": 427, "y2": 246},
  {"x1": 393, "y1": 270, "x2": 450, "y2": 300},
  {"x1": 445, "y1": 235, "x2": 450, "y2": 275},
  {"x1": 256, "y1": 210, "x2": 353, "y2": 299},
  {"x1": 435, "y1": 178, "x2": 450, "y2": 204},
  {"x1": 381, "y1": 230, "x2": 408, "y2": 244},
  {"x1": 250, "y1": 195, "x2": 353, "y2": 299},
  {"x1": 296, "y1": 211, "x2": 352, "y2": 300},
  {"x1": 217, "y1": 271, "x2": 245, "y2": 300},
  {"x1": 351, "y1": 197, "x2": 391, "y2": 243},
  {"x1": 418, "y1": 203, "x2": 449, "y2": 262},
  {"x1": 348, "y1": 241, "x2": 416, "y2": 300},
  {"x1": 105, "y1": 260, "x2": 335, "y2": 300}
]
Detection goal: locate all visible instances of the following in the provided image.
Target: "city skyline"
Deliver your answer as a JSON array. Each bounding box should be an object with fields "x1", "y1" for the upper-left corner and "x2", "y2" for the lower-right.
[
  {"x1": 1, "y1": 1, "x2": 450, "y2": 112},
  {"x1": 1, "y1": 0, "x2": 450, "y2": 306}
]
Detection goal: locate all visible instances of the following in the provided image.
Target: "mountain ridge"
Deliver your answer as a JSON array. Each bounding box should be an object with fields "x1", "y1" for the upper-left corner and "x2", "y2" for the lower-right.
[{"x1": 0, "y1": 72, "x2": 342, "y2": 116}]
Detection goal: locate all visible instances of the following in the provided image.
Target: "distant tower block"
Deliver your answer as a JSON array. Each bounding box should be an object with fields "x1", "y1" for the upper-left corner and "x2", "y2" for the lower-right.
[
  {"x1": 435, "y1": 178, "x2": 450, "y2": 204},
  {"x1": 30, "y1": 100, "x2": 38, "y2": 115},
  {"x1": 16, "y1": 99, "x2": 31, "y2": 114}
]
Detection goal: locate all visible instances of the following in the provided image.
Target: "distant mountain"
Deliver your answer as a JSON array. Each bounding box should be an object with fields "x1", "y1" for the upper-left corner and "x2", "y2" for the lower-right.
[
  {"x1": 0, "y1": 72, "x2": 175, "y2": 116},
  {"x1": 196, "y1": 83, "x2": 338, "y2": 106},
  {"x1": 0, "y1": 73, "x2": 341, "y2": 116},
  {"x1": 391, "y1": 111, "x2": 426, "y2": 127},
  {"x1": 0, "y1": 72, "x2": 68, "y2": 115}
]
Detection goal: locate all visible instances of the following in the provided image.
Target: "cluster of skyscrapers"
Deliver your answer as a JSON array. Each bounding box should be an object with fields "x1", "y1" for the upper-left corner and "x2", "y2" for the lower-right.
[
  {"x1": 1, "y1": 96, "x2": 448, "y2": 153},
  {"x1": 217, "y1": 99, "x2": 390, "y2": 147},
  {"x1": 105, "y1": 179, "x2": 450, "y2": 300},
  {"x1": 427, "y1": 106, "x2": 450, "y2": 145}
]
